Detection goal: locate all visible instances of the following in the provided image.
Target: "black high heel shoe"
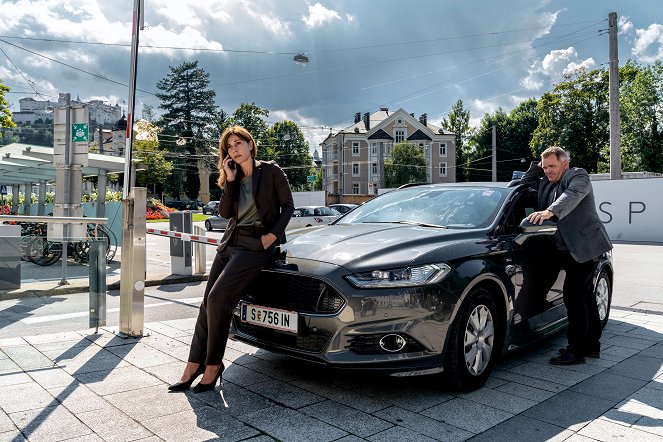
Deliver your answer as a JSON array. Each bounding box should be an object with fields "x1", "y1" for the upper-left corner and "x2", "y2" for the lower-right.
[
  {"x1": 192, "y1": 365, "x2": 223, "y2": 393},
  {"x1": 168, "y1": 364, "x2": 205, "y2": 392}
]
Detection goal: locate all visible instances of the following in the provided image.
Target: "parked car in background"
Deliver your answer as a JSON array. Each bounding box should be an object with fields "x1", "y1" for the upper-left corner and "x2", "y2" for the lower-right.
[
  {"x1": 202, "y1": 201, "x2": 220, "y2": 215},
  {"x1": 286, "y1": 206, "x2": 341, "y2": 230},
  {"x1": 204, "y1": 215, "x2": 229, "y2": 231},
  {"x1": 329, "y1": 203, "x2": 359, "y2": 214},
  {"x1": 167, "y1": 200, "x2": 198, "y2": 211},
  {"x1": 229, "y1": 182, "x2": 613, "y2": 391}
]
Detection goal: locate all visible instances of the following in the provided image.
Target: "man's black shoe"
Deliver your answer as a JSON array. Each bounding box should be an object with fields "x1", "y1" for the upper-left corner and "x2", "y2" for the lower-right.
[
  {"x1": 550, "y1": 351, "x2": 585, "y2": 365},
  {"x1": 559, "y1": 347, "x2": 600, "y2": 358}
]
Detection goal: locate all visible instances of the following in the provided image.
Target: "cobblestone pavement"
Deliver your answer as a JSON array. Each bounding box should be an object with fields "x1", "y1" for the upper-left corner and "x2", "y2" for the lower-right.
[{"x1": 1, "y1": 307, "x2": 662, "y2": 442}]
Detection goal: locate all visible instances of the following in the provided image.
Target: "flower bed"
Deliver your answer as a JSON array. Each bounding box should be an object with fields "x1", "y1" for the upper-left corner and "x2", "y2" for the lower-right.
[{"x1": 146, "y1": 198, "x2": 176, "y2": 220}]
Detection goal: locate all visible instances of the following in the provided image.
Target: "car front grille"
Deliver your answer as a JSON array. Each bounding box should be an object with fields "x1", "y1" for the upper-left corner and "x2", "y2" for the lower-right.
[
  {"x1": 243, "y1": 270, "x2": 345, "y2": 314},
  {"x1": 234, "y1": 321, "x2": 332, "y2": 353}
]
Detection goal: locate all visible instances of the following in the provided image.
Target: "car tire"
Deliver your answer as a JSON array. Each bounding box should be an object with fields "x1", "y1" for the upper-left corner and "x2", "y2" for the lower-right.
[
  {"x1": 444, "y1": 286, "x2": 502, "y2": 391},
  {"x1": 595, "y1": 269, "x2": 612, "y2": 329},
  {"x1": 205, "y1": 220, "x2": 213, "y2": 231}
]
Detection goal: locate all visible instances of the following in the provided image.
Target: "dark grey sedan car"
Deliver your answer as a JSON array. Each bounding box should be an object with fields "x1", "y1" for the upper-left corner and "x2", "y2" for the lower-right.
[
  {"x1": 230, "y1": 182, "x2": 613, "y2": 390},
  {"x1": 204, "y1": 215, "x2": 229, "y2": 231}
]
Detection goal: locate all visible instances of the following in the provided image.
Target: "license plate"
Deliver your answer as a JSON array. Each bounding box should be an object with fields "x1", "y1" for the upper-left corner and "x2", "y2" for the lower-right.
[{"x1": 240, "y1": 303, "x2": 298, "y2": 334}]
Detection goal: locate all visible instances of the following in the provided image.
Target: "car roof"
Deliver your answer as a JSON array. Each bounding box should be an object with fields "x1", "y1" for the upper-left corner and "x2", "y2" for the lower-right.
[{"x1": 398, "y1": 181, "x2": 513, "y2": 189}]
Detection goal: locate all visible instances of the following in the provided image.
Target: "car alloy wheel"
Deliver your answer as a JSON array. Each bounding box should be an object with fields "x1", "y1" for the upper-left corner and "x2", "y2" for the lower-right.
[
  {"x1": 595, "y1": 269, "x2": 611, "y2": 328},
  {"x1": 444, "y1": 286, "x2": 502, "y2": 391},
  {"x1": 464, "y1": 304, "x2": 495, "y2": 376},
  {"x1": 205, "y1": 220, "x2": 213, "y2": 231}
]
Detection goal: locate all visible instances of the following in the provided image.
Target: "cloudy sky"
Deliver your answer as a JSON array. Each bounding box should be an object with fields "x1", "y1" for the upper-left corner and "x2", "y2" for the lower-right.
[{"x1": 1, "y1": 0, "x2": 662, "y2": 154}]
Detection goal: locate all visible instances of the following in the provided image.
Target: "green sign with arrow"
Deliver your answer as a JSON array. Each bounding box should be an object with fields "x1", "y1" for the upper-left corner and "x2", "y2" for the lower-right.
[{"x1": 72, "y1": 123, "x2": 89, "y2": 142}]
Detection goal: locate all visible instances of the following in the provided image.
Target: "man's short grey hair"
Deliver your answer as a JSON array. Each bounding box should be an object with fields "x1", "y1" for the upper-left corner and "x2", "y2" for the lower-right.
[{"x1": 541, "y1": 146, "x2": 570, "y2": 162}]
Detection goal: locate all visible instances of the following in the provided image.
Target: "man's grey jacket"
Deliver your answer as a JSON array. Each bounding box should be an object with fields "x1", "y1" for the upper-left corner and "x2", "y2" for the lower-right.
[{"x1": 521, "y1": 161, "x2": 612, "y2": 263}]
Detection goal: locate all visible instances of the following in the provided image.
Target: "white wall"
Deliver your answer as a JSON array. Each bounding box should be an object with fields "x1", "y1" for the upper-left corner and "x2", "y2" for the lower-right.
[
  {"x1": 592, "y1": 178, "x2": 663, "y2": 243},
  {"x1": 292, "y1": 191, "x2": 326, "y2": 207}
]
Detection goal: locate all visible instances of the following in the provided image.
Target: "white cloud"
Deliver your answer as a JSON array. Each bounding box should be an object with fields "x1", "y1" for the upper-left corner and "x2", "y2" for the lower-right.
[
  {"x1": 243, "y1": 3, "x2": 292, "y2": 37},
  {"x1": 618, "y1": 15, "x2": 633, "y2": 35},
  {"x1": 141, "y1": 25, "x2": 225, "y2": 58},
  {"x1": 302, "y1": 3, "x2": 341, "y2": 29},
  {"x1": 521, "y1": 47, "x2": 595, "y2": 90},
  {"x1": 532, "y1": 9, "x2": 565, "y2": 39},
  {"x1": 632, "y1": 23, "x2": 663, "y2": 62}
]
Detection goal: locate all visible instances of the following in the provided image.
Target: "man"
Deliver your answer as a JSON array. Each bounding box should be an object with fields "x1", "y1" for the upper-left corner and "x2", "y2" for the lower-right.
[{"x1": 522, "y1": 146, "x2": 612, "y2": 365}]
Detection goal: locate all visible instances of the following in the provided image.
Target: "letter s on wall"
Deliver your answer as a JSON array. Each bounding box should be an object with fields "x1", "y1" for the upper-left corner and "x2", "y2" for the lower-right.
[{"x1": 599, "y1": 201, "x2": 613, "y2": 224}]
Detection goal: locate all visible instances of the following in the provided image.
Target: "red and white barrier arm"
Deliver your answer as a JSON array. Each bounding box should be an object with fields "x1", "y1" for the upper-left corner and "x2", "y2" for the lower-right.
[{"x1": 146, "y1": 228, "x2": 223, "y2": 246}]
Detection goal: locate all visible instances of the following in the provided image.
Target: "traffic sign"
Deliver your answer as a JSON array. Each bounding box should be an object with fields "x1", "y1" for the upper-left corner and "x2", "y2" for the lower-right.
[
  {"x1": 307, "y1": 175, "x2": 317, "y2": 183},
  {"x1": 72, "y1": 123, "x2": 89, "y2": 142},
  {"x1": 0, "y1": 185, "x2": 6, "y2": 195}
]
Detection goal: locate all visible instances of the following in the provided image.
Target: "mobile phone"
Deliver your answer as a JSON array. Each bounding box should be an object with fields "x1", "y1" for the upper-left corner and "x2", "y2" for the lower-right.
[{"x1": 228, "y1": 159, "x2": 236, "y2": 170}]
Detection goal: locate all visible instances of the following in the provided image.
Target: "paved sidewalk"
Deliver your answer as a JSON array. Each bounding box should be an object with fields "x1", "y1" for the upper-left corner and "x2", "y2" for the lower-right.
[{"x1": 1, "y1": 308, "x2": 662, "y2": 441}]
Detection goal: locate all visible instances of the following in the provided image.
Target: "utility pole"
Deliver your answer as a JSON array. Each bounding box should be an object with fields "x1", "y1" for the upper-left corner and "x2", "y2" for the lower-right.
[
  {"x1": 609, "y1": 12, "x2": 621, "y2": 180},
  {"x1": 492, "y1": 125, "x2": 497, "y2": 182}
]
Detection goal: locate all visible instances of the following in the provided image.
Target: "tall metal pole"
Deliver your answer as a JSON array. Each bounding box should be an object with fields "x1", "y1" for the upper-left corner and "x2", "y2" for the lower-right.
[
  {"x1": 60, "y1": 93, "x2": 71, "y2": 285},
  {"x1": 119, "y1": 0, "x2": 146, "y2": 337},
  {"x1": 609, "y1": 12, "x2": 621, "y2": 180},
  {"x1": 491, "y1": 125, "x2": 497, "y2": 182},
  {"x1": 123, "y1": 0, "x2": 142, "y2": 196}
]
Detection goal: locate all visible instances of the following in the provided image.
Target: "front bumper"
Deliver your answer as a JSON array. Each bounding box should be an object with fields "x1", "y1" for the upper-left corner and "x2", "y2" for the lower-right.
[{"x1": 229, "y1": 258, "x2": 461, "y2": 375}]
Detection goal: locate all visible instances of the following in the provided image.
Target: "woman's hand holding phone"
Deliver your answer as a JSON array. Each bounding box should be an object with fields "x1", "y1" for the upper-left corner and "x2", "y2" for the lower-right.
[{"x1": 224, "y1": 157, "x2": 237, "y2": 181}]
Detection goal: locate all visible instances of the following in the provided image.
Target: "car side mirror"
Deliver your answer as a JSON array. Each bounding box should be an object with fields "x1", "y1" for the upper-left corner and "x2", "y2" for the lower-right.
[{"x1": 514, "y1": 217, "x2": 558, "y2": 245}]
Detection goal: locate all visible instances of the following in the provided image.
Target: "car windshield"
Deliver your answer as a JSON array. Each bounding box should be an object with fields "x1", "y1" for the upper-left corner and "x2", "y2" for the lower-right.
[{"x1": 340, "y1": 186, "x2": 509, "y2": 228}]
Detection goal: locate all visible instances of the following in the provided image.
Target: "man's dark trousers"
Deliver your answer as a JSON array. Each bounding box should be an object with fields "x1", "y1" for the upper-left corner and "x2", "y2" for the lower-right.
[{"x1": 558, "y1": 249, "x2": 601, "y2": 356}]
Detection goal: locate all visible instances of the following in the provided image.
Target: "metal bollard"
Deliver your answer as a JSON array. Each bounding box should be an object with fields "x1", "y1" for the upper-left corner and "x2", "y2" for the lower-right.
[
  {"x1": 193, "y1": 225, "x2": 206, "y2": 274},
  {"x1": 89, "y1": 238, "x2": 107, "y2": 330}
]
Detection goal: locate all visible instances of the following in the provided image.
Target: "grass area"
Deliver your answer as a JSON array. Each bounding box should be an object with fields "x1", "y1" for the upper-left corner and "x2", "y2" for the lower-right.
[{"x1": 146, "y1": 213, "x2": 210, "y2": 223}]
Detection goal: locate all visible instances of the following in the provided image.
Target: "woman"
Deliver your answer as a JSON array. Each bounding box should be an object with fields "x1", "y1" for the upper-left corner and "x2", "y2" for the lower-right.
[{"x1": 169, "y1": 126, "x2": 294, "y2": 392}]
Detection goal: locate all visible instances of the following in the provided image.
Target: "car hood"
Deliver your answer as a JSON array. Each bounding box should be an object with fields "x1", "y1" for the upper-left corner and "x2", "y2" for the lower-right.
[{"x1": 281, "y1": 223, "x2": 484, "y2": 271}]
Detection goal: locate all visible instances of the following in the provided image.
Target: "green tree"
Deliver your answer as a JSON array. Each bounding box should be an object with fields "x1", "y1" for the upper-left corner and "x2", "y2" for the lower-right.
[
  {"x1": 618, "y1": 61, "x2": 663, "y2": 173},
  {"x1": 468, "y1": 100, "x2": 539, "y2": 181},
  {"x1": 262, "y1": 121, "x2": 311, "y2": 189},
  {"x1": 155, "y1": 60, "x2": 219, "y2": 200},
  {"x1": 531, "y1": 68, "x2": 609, "y2": 173},
  {"x1": 442, "y1": 99, "x2": 472, "y2": 182},
  {"x1": 0, "y1": 80, "x2": 14, "y2": 138},
  {"x1": 227, "y1": 103, "x2": 269, "y2": 142},
  {"x1": 134, "y1": 139, "x2": 174, "y2": 195},
  {"x1": 384, "y1": 142, "x2": 428, "y2": 187}
]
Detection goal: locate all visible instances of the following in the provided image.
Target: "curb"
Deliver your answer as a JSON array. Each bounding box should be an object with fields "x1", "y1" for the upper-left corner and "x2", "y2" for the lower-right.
[{"x1": 0, "y1": 273, "x2": 208, "y2": 300}]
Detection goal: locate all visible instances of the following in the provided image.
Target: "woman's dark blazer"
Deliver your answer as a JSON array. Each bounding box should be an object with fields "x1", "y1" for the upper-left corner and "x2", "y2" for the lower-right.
[{"x1": 216, "y1": 160, "x2": 295, "y2": 252}]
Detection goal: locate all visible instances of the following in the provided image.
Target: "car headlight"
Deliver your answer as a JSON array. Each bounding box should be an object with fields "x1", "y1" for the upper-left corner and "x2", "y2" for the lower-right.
[{"x1": 345, "y1": 263, "x2": 451, "y2": 288}]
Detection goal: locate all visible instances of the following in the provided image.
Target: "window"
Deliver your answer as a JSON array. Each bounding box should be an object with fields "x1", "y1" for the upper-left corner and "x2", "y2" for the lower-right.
[
  {"x1": 439, "y1": 143, "x2": 447, "y2": 157},
  {"x1": 439, "y1": 162, "x2": 447, "y2": 177},
  {"x1": 353, "y1": 183, "x2": 360, "y2": 194},
  {"x1": 395, "y1": 130, "x2": 405, "y2": 143},
  {"x1": 372, "y1": 162, "x2": 378, "y2": 175},
  {"x1": 352, "y1": 162, "x2": 360, "y2": 176},
  {"x1": 371, "y1": 143, "x2": 377, "y2": 154},
  {"x1": 352, "y1": 141, "x2": 360, "y2": 156}
]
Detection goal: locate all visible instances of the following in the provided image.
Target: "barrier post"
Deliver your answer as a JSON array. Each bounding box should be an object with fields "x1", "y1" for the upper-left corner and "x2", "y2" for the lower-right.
[
  {"x1": 193, "y1": 225, "x2": 206, "y2": 274},
  {"x1": 89, "y1": 237, "x2": 107, "y2": 330}
]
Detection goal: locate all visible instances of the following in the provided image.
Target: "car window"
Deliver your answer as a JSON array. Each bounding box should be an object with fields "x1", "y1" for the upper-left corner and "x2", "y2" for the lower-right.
[
  {"x1": 342, "y1": 186, "x2": 508, "y2": 228},
  {"x1": 301, "y1": 209, "x2": 312, "y2": 216},
  {"x1": 315, "y1": 207, "x2": 335, "y2": 216},
  {"x1": 501, "y1": 192, "x2": 537, "y2": 236}
]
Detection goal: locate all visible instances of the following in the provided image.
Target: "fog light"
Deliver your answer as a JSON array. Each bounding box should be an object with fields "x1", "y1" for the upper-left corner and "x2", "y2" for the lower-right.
[{"x1": 379, "y1": 334, "x2": 407, "y2": 352}]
